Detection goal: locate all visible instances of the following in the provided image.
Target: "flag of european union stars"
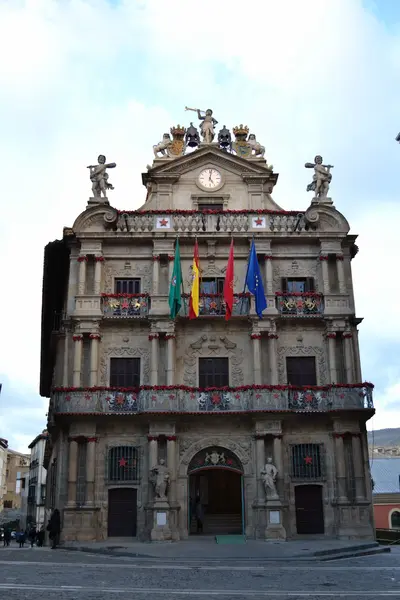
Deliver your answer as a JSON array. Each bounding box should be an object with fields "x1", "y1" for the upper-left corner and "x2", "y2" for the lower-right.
[{"x1": 245, "y1": 240, "x2": 267, "y2": 318}]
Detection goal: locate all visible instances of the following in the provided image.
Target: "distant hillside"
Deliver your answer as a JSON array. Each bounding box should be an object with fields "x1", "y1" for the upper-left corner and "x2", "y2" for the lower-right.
[{"x1": 367, "y1": 428, "x2": 400, "y2": 448}]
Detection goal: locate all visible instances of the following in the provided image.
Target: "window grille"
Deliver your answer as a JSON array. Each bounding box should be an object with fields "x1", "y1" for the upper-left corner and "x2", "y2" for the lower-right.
[
  {"x1": 290, "y1": 444, "x2": 324, "y2": 480},
  {"x1": 107, "y1": 446, "x2": 140, "y2": 483},
  {"x1": 76, "y1": 442, "x2": 87, "y2": 506}
]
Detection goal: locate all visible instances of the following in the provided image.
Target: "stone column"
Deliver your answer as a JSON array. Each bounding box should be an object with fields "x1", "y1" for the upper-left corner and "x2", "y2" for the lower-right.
[
  {"x1": 265, "y1": 255, "x2": 273, "y2": 295},
  {"x1": 273, "y1": 435, "x2": 284, "y2": 498},
  {"x1": 334, "y1": 434, "x2": 347, "y2": 502},
  {"x1": 89, "y1": 334, "x2": 101, "y2": 387},
  {"x1": 336, "y1": 254, "x2": 346, "y2": 294},
  {"x1": 319, "y1": 255, "x2": 329, "y2": 295},
  {"x1": 269, "y1": 334, "x2": 279, "y2": 385},
  {"x1": 353, "y1": 330, "x2": 363, "y2": 382},
  {"x1": 352, "y1": 433, "x2": 366, "y2": 501},
  {"x1": 152, "y1": 255, "x2": 160, "y2": 295},
  {"x1": 150, "y1": 334, "x2": 159, "y2": 386},
  {"x1": 148, "y1": 436, "x2": 158, "y2": 473},
  {"x1": 67, "y1": 437, "x2": 79, "y2": 507},
  {"x1": 94, "y1": 256, "x2": 104, "y2": 295},
  {"x1": 167, "y1": 436, "x2": 177, "y2": 504},
  {"x1": 86, "y1": 437, "x2": 97, "y2": 506},
  {"x1": 343, "y1": 332, "x2": 354, "y2": 383},
  {"x1": 166, "y1": 334, "x2": 176, "y2": 386},
  {"x1": 63, "y1": 331, "x2": 69, "y2": 387},
  {"x1": 77, "y1": 255, "x2": 87, "y2": 295},
  {"x1": 255, "y1": 435, "x2": 265, "y2": 503},
  {"x1": 72, "y1": 335, "x2": 83, "y2": 387},
  {"x1": 251, "y1": 334, "x2": 262, "y2": 385},
  {"x1": 326, "y1": 333, "x2": 337, "y2": 384},
  {"x1": 168, "y1": 255, "x2": 175, "y2": 283}
]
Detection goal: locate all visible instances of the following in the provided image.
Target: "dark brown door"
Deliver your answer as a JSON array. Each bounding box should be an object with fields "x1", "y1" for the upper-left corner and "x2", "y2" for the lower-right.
[
  {"x1": 108, "y1": 488, "x2": 137, "y2": 537},
  {"x1": 295, "y1": 484, "x2": 324, "y2": 534}
]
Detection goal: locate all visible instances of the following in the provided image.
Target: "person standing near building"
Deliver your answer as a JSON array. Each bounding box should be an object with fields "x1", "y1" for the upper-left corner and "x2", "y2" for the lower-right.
[{"x1": 47, "y1": 509, "x2": 61, "y2": 549}]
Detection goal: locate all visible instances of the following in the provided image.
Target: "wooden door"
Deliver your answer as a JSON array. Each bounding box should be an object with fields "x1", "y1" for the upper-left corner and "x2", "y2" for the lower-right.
[
  {"x1": 295, "y1": 484, "x2": 324, "y2": 534},
  {"x1": 108, "y1": 488, "x2": 137, "y2": 537}
]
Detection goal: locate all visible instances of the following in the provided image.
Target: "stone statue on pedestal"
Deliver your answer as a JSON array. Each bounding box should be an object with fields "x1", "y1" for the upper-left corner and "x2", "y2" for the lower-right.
[
  {"x1": 261, "y1": 457, "x2": 279, "y2": 500},
  {"x1": 150, "y1": 459, "x2": 170, "y2": 500},
  {"x1": 247, "y1": 134, "x2": 265, "y2": 158},
  {"x1": 87, "y1": 155, "x2": 116, "y2": 199},
  {"x1": 185, "y1": 107, "x2": 218, "y2": 144},
  {"x1": 305, "y1": 155, "x2": 334, "y2": 200}
]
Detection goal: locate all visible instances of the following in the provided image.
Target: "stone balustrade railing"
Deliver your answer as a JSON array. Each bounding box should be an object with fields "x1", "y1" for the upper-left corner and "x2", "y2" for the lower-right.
[
  {"x1": 275, "y1": 292, "x2": 324, "y2": 317},
  {"x1": 180, "y1": 294, "x2": 250, "y2": 317},
  {"x1": 52, "y1": 384, "x2": 374, "y2": 415},
  {"x1": 117, "y1": 211, "x2": 306, "y2": 234}
]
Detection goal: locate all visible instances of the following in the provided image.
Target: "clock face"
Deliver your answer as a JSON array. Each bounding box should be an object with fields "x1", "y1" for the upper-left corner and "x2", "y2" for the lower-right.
[{"x1": 198, "y1": 168, "x2": 222, "y2": 189}]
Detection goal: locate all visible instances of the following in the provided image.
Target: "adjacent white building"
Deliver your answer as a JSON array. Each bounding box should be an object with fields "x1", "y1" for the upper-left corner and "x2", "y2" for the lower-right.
[
  {"x1": 0, "y1": 438, "x2": 8, "y2": 512},
  {"x1": 27, "y1": 431, "x2": 48, "y2": 528}
]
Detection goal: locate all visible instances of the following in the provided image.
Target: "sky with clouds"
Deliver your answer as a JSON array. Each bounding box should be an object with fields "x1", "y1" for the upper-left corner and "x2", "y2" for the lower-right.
[{"x1": 0, "y1": 0, "x2": 399, "y2": 452}]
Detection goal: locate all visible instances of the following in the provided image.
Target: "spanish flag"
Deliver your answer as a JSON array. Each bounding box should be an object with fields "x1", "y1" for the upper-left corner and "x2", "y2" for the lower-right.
[{"x1": 189, "y1": 239, "x2": 200, "y2": 319}]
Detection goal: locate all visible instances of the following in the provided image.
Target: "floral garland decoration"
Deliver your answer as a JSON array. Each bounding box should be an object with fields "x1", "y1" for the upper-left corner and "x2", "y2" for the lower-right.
[
  {"x1": 53, "y1": 382, "x2": 374, "y2": 393},
  {"x1": 101, "y1": 293, "x2": 149, "y2": 299},
  {"x1": 275, "y1": 291, "x2": 322, "y2": 297},
  {"x1": 117, "y1": 208, "x2": 303, "y2": 217}
]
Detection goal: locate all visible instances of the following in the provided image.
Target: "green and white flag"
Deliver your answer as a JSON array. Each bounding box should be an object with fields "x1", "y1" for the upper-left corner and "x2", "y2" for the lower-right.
[{"x1": 168, "y1": 239, "x2": 183, "y2": 319}]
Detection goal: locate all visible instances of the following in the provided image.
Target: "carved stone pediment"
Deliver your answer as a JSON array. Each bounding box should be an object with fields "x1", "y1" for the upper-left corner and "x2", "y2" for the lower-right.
[
  {"x1": 72, "y1": 205, "x2": 118, "y2": 235},
  {"x1": 142, "y1": 146, "x2": 279, "y2": 183},
  {"x1": 304, "y1": 204, "x2": 350, "y2": 234}
]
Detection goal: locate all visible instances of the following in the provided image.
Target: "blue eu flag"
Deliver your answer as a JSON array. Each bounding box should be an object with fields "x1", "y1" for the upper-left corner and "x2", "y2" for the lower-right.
[{"x1": 245, "y1": 240, "x2": 267, "y2": 318}]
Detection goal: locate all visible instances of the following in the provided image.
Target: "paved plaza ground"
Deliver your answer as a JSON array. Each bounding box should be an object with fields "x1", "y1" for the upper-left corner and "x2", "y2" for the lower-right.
[{"x1": 0, "y1": 542, "x2": 399, "y2": 598}]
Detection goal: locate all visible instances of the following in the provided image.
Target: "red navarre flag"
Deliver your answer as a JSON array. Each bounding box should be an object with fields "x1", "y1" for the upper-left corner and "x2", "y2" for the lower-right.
[{"x1": 223, "y1": 239, "x2": 234, "y2": 320}]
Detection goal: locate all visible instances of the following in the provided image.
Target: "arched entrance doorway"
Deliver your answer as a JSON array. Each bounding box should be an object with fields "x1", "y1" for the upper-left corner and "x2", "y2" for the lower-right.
[{"x1": 188, "y1": 446, "x2": 244, "y2": 535}]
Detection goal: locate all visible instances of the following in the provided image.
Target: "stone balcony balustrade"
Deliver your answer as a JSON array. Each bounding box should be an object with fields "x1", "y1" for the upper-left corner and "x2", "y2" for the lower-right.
[
  {"x1": 180, "y1": 293, "x2": 250, "y2": 317},
  {"x1": 101, "y1": 294, "x2": 150, "y2": 319},
  {"x1": 51, "y1": 384, "x2": 374, "y2": 415},
  {"x1": 116, "y1": 210, "x2": 306, "y2": 234},
  {"x1": 275, "y1": 292, "x2": 324, "y2": 317}
]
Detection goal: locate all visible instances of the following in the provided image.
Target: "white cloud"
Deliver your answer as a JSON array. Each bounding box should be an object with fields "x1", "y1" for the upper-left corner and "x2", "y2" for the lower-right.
[{"x1": 1, "y1": 0, "x2": 400, "y2": 449}]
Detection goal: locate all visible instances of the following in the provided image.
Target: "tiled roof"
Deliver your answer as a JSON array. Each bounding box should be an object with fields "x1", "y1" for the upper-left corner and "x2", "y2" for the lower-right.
[{"x1": 370, "y1": 458, "x2": 400, "y2": 494}]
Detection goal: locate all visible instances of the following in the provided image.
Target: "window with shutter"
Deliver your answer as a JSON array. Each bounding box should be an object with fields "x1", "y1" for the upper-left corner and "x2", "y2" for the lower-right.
[
  {"x1": 199, "y1": 357, "x2": 229, "y2": 388},
  {"x1": 110, "y1": 358, "x2": 141, "y2": 388},
  {"x1": 114, "y1": 278, "x2": 141, "y2": 294},
  {"x1": 286, "y1": 357, "x2": 317, "y2": 386}
]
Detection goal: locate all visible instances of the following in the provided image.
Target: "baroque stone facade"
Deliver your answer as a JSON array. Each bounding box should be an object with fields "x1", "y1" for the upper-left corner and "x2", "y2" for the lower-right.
[{"x1": 40, "y1": 142, "x2": 375, "y2": 543}]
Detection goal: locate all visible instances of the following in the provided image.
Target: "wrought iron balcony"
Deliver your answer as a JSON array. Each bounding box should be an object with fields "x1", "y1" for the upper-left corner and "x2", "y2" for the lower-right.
[
  {"x1": 275, "y1": 292, "x2": 324, "y2": 317},
  {"x1": 52, "y1": 384, "x2": 374, "y2": 415},
  {"x1": 180, "y1": 293, "x2": 250, "y2": 317},
  {"x1": 101, "y1": 294, "x2": 149, "y2": 318}
]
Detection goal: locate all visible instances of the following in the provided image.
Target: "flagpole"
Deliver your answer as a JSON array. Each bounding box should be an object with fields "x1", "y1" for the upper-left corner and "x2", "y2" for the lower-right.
[
  {"x1": 178, "y1": 236, "x2": 188, "y2": 317},
  {"x1": 240, "y1": 236, "x2": 254, "y2": 315}
]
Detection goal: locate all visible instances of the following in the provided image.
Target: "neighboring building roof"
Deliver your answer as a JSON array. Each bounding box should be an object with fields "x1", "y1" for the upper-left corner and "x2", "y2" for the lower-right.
[
  {"x1": 370, "y1": 458, "x2": 400, "y2": 494},
  {"x1": 28, "y1": 431, "x2": 48, "y2": 449}
]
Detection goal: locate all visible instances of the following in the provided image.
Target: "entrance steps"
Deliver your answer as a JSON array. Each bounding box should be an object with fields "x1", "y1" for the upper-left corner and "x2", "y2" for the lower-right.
[{"x1": 191, "y1": 513, "x2": 242, "y2": 535}]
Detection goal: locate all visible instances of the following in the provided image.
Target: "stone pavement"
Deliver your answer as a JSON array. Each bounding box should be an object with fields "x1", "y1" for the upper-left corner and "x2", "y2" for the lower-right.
[{"x1": 62, "y1": 536, "x2": 386, "y2": 561}]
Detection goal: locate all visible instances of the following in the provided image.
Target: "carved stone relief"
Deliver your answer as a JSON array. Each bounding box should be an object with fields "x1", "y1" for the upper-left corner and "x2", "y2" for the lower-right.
[
  {"x1": 178, "y1": 436, "x2": 253, "y2": 477},
  {"x1": 104, "y1": 261, "x2": 152, "y2": 293},
  {"x1": 183, "y1": 335, "x2": 244, "y2": 386},
  {"x1": 277, "y1": 345, "x2": 328, "y2": 385},
  {"x1": 99, "y1": 346, "x2": 150, "y2": 385}
]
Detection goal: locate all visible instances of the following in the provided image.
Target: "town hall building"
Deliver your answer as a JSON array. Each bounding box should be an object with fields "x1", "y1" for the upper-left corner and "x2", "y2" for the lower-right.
[{"x1": 40, "y1": 114, "x2": 375, "y2": 542}]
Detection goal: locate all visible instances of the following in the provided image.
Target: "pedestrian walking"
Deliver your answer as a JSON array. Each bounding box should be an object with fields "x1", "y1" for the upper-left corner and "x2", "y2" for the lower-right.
[
  {"x1": 36, "y1": 526, "x2": 45, "y2": 547},
  {"x1": 28, "y1": 526, "x2": 37, "y2": 548},
  {"x1": 3, "y1": 528, "x2": 11, "y2": 547},
  {"x1": 18, "y1": 530, "x2": 26, "y2": 548},
  {"x1": 47, "y1": 509, "x2": 61, "y2": 549}
]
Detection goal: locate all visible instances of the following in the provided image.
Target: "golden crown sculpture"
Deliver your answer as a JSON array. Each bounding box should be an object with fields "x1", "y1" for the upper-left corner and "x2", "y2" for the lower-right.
[
  {"x1": 233, "y1": 124, "x2": 249, "y2": 137},
  {"x1": 170, "y1": 125, "x2": 186, "y2": 137}
]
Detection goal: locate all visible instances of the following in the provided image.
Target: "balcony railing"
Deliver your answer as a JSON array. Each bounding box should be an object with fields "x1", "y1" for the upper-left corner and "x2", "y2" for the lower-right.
[
  {"x1": 180, "y1": 293, "x2": 250, "y2": 317},
  {"x1": 276, "y1": 292, "x2": 324, "y2": 317},
  {"x1": 52, "y1": 384, "x2": 374, "y2": 415},
  {"x1": 117, "y1": 211, "x2": 307, "y2": 234},
  {"x1": 102, "y1": 294, "x2": 149, "y2": 318}
]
